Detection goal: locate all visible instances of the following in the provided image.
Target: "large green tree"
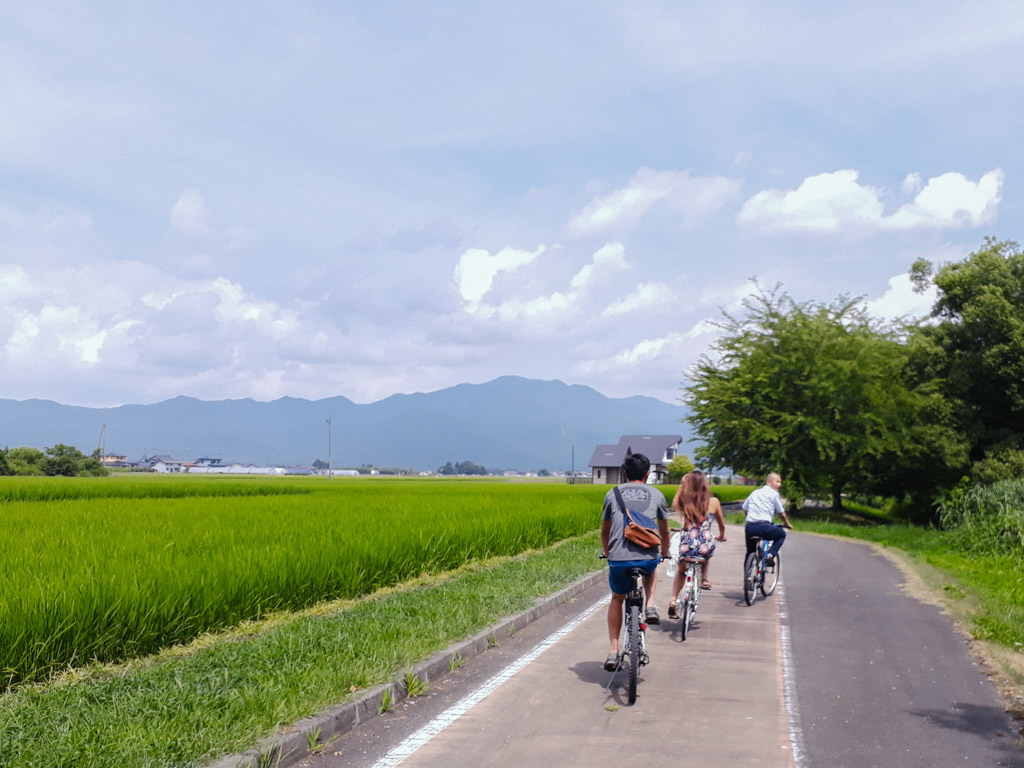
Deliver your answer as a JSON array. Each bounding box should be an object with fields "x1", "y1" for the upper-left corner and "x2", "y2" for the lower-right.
[
  {"x1": 909, "y1": 238, "x2": 1024, "y2": 482},
  {"x1": 665, "y1": 454, "x2": 696, "y2": 483},
  {"x1": 42, "y1": 444, "x2": 107, "y2": 477},
  {"x1": 684, "y1": 286, "x2": 964, "y2": 510}
]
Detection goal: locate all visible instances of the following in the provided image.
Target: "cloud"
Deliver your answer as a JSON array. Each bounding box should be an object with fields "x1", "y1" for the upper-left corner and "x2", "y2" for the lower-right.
[
  {"x1": 167, "y1": 189, "x2": 255, "y2": 259},
  {"x1": 170, "y1": 189, "x2": 212, "y2": 235},
  {"x1": 570, "y1": 241, "x2": 628, "y2": 291},
  {"x1": 732, "y1": 151, "x2": 753, "y2": 168},
  {"x1": 0, "y1": 261, "x2": 313, "y2": 404},
  {"x1": 863, "y1": 273, "x2": 938, "y2": 322},
  {"x1": 569, "y1": 168, "x2": 741, "y2": 236},
  {"x1": 462, "y1": 242, "x2": 631, "y2": 321},
  {"x1": 738, "y1": 169, "x2": 1003, "y2": 234},
  {"x1": 602, "y1": 282, "x2": 675, "y2": 317},
  {"x1": 884, "y1": 170, "x2": 1004, "y2": 229},
  {"x1": 454, "y1": 245, "x2": 547, "y2": 308},
  {"x1": 698, "y1": 282, "x2": 752, "y2": 311}
]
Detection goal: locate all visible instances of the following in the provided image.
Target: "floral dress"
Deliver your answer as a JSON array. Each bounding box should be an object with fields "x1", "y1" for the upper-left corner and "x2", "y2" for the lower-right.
[{"x1": 678, "y1": 516, "x2": 716, "y2": 560}]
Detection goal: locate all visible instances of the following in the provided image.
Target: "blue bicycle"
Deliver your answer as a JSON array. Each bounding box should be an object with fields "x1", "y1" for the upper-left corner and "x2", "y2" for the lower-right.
[{"x1": 743, "y1": 535, "x2": 781, "y2": 605}]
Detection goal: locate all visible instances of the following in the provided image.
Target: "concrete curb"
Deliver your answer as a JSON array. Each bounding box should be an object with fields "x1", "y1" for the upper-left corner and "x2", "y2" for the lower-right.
[{"x1": 206, "y1": 570, "x2": 605, "y2": 768}]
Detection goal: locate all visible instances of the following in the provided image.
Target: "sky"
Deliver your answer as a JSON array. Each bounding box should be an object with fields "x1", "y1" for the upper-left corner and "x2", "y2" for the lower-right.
[{"x1": 1, "y1": 1, "x2": 1021, "y2": 407}]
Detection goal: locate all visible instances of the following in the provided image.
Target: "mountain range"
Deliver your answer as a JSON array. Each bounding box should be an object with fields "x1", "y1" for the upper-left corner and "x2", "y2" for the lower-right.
[{"x1": 0, "y1": 376, "x2": 694, "y2": 472}]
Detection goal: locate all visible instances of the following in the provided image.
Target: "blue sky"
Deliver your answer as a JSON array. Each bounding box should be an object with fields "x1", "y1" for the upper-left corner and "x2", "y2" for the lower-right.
[{"x1": 1, "y1": 1, "x2": 1020, "y2": 406}]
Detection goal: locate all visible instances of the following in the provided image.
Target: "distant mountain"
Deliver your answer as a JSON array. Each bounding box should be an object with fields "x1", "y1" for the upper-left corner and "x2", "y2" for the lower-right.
[{"x1": 0, "y1": 376, "x2": 694, "y2": 472}]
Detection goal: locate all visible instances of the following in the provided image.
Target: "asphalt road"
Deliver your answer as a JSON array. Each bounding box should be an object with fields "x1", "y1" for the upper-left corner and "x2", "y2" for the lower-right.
[
  {"x1": 297, "y1": 531, "x2": 1024, "y2": 768},
  {"x1": 785, "y1": 533, "x2": 1023, "y2": 768}
]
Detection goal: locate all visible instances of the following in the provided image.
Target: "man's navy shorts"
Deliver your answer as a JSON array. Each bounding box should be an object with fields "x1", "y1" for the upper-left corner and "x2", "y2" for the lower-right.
[{"x1": 608, "y1": 559, "x2": 659, "y2": 595}]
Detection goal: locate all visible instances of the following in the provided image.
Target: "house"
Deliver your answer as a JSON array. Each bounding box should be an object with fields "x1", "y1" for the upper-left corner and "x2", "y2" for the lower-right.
[
  {"x1": 588, "y1": 434, "x2": 683, "y2": 485},
  {"x1": 140, "y1": 455, "x2": 184, "y2": 473}
]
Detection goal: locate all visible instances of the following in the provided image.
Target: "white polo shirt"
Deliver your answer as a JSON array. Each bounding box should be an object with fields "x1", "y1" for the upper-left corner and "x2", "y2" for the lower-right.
[{"x1": 742, "y1": 485, "x2": 784, "y2": 524}]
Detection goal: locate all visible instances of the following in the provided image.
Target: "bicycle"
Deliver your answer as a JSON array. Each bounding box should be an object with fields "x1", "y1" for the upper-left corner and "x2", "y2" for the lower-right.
[
  {"x1": 743, "y1": 535, "x2": 781, "y2": 605},
  {"x1": 600, "y1": 556, "x2": 651, "y2": 704},
  {"x1": 675, "y1": 557, "x2": 704, "y2": 640}
]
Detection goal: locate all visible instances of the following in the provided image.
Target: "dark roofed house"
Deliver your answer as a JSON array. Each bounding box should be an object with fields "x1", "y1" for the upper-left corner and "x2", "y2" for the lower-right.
[{"x1": 588, "y1": 434, "x2": 683, "y2": 485}]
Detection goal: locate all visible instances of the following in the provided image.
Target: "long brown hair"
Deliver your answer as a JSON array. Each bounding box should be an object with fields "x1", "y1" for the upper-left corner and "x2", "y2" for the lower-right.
[{"x1": 674, "y1": 470, "x2": 710, "y2": 527}]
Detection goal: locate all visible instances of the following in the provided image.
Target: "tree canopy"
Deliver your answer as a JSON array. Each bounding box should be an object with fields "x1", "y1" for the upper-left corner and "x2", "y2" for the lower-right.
[
  {"x1": 909, "y1": 238, "x2": 1024, "y2": 482},
  {"x1": 437, "y1": 460, "x2": 488, "y2": 476},
  {"x1": 684, "y1": 285, "x2": 964, "y2": 510},
  {"x1": 665, "y1": 454, "x2": 695, "y2": 483},
  {"x1": 1, "y1": 445, "x2": 107, "y2": 477}
]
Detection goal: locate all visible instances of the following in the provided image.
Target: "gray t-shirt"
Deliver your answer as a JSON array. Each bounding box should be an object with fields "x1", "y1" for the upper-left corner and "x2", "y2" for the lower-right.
[{"x1": 602, "y1": 482, "x2": 668, "y2": 561}]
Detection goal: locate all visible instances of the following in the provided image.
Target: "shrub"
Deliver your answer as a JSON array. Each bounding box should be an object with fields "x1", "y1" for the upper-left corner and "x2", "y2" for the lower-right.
[{"x1": 938, "y1": 477, "x2": 1024, "y2": 555}]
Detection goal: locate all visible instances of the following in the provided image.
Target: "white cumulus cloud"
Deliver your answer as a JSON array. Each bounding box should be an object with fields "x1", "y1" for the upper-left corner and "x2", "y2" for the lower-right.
[
  {"x1": 569, "y1": 168, "x2": 741, "y2": 236},
  {"x1": 454, "y1": 245, "x2": 547, "y2": 308},
  {"x1": 602, "y1": 282, "x2": 675, "y2": 317},
  {"x1": 464, "y1": 242, "x2": 632, "y2": 321},
  {"x1": 738, "y1": 169, "x2": 1003, "y2": 234},
  {"x1": 884, "y1": 170, "x2": 1004, "y2": 229},
  {"x1": 863, "y1": 273, "x2": 938, "y2": 321},
  {"x1": 571, "y1": 242, "x2": 628, "y2": 291}
]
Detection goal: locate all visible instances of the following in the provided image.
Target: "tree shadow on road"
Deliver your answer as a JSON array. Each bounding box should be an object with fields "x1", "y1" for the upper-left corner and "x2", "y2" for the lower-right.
[{"x1": 910, "y1": 702, "x2": 1024, "y2": 766}]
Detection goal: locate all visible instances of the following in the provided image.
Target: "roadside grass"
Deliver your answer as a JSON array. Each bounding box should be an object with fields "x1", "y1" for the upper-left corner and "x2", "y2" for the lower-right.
[
  {"x1": 709, "y1": 485, "x2": 755, "y2": 504},
  {"x1": 0, "y1": 532, "x2": 604, "y2": 768}
]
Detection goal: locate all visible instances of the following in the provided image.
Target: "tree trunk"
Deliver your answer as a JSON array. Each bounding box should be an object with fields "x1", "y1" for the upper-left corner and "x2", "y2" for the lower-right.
[{"x1": 831, "y1": 481, "x2": 844, "y2": 510}]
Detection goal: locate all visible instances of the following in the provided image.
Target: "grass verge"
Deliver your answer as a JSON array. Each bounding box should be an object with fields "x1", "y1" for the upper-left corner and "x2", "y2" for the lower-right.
[{"x1": 0, "y1": 532, "x2": 603, "y2": 768}]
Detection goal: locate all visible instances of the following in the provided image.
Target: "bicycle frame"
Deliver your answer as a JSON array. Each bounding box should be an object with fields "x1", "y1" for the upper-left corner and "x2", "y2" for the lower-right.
[
  {"x1": 606, "y1": 564, "x2": 649, "y2": 704},
  {"x1": 622, "y1": 566, "x2": 649, "y2": 652},
  {"x1": 744, "y1": 536, "x2": 780, "y2": 605},
  {"x1": 678, "y1": 557, "x2": 703, "y2": 640}
]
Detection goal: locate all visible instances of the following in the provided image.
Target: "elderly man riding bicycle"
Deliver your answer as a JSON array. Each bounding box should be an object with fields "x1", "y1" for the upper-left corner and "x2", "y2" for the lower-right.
[{"x1": 742, "y1": 472, "x2": 793, "y2": 565}]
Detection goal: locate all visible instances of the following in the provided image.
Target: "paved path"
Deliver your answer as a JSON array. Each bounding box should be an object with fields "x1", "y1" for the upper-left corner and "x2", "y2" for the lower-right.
[
  {"x1": 785, "y1": 533, "x2": 1024, "y2": 768},
  {"x1": 299, "y1": 532, "x2": 1024, "y2": 768}
]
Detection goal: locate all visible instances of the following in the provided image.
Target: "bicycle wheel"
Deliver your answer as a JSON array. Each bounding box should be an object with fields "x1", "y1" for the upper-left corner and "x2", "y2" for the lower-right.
[
  {"x1": 761, "y1": 552, "x2": 781, "y2": 596},
  {"x1": 680, "y1": 597, "x2": 691, "y2": 641},
  {"x1": 627, "y1": 603, "x2": 640, "y2": 704},
  {"x1": 743, "y1": 552, "x2": 758, "y2": 605}
]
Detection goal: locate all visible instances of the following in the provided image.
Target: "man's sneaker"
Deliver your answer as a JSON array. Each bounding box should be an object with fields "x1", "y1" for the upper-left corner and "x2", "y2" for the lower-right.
[
  {"x1": 645, "y1": 606, "x2": 661, "y2": 625},
  {"x1": 603, "y1": 653, "x2": 619, "y2": 671},
  {"x1": 765, "y1": 556, "x2": 775, "y2": 567}
]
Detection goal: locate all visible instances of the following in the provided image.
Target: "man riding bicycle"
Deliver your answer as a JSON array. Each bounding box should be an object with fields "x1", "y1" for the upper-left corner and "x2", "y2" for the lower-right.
[
  {"x1": 742, "y1": 472, "x2": 793, "y2": 566},
  {"x1": 600, "y1": 453, "x2": 670, "y2": 672}
]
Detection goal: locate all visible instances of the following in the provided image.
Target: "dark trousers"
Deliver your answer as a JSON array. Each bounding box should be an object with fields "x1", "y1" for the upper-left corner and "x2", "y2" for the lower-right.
[{"x1": 745, "y1": 521, "x2": 786, "y2": 559}]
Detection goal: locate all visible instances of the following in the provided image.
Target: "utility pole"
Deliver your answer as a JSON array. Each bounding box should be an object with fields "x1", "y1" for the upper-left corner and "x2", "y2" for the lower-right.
[{"x1": 326, "y1": 418, "x2": 333, "y2": 480}]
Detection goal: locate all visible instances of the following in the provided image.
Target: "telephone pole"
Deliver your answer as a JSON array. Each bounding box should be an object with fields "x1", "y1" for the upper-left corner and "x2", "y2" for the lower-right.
[{"x1": 326, "y1": 418, "x2": 333, "y2": 480}]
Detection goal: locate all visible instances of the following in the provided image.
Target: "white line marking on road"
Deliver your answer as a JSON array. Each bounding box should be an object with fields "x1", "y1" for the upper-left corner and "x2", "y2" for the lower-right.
[
  {"x1": 370, "y1": 594, "x2": 609, "y2": 768},
  {"x1": 777, "y1": 581, "x2": 807, "y2": 768}
]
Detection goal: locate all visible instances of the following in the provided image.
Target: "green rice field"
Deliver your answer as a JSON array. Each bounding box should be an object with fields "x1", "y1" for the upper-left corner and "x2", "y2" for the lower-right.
[{"x1": 0, "y1": 476, "x2": 615, "y2": 690}]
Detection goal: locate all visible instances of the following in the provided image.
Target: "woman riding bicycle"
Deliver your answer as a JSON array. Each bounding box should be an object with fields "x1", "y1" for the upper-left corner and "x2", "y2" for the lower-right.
[{"x1": 668, "y1": 470, "x2": 726, "y2": 618}]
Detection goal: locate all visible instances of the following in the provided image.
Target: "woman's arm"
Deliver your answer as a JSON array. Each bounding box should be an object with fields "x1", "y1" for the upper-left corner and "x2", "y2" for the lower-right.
[{"x1": 711, "y1": 497, "x2": 727, "y2": 541}]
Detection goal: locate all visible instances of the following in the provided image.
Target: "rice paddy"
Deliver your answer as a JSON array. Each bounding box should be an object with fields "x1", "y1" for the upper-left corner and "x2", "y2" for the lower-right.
[{"x1": 0, "y1": 476, "x2": 607, "y2": 689}]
